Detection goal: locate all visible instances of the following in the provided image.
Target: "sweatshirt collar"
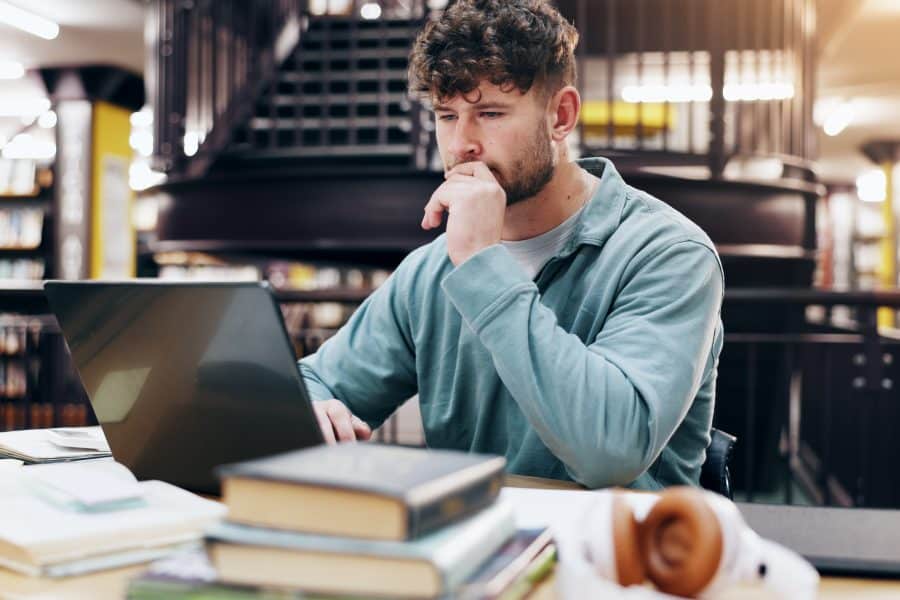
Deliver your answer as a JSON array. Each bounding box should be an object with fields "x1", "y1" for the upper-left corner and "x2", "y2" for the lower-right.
[{"x1": 555, "y1": 156, "x2": 627, "y2": 258}]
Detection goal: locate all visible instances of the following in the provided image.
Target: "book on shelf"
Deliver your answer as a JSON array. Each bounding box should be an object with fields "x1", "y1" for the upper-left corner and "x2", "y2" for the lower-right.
[
  {"x1": 207, "y1": 501, "x2": 516, "y2": 600},
  {"x1": 217, "y1": 443, "x2": 506, "y2": 541},
  {"x1": 0, "y1": 459, "x2": 225, "y2": 577}
]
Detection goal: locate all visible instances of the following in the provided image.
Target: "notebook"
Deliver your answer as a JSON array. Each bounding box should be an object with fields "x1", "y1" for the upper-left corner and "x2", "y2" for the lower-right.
[{"x1": 0, "y1": 461, "x2": 226, "y2": 577}]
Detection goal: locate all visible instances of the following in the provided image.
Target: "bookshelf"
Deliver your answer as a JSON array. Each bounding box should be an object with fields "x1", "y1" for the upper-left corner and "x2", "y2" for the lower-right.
[{"x1": 0, "y1": 163, "x2": 93, "y2": 432}]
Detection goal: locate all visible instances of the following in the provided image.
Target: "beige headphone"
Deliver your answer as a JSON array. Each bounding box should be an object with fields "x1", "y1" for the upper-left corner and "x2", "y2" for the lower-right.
[
  {"x1": 605, "y1": 487, "x2": 723, "y2": 597},
  {"x1": 580, "y1": 486, "x2": 818, "y2": 599}
]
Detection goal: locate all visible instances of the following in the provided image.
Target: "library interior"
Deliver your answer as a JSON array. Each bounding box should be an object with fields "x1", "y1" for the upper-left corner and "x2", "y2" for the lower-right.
[{"x1": 1, "y1": 0, "x2": 900, "y2": 598}]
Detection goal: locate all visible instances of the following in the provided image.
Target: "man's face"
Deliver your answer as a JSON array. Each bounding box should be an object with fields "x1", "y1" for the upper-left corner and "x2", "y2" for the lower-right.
[{"x1": 432, "y1": 81, "x2": 557, "y2": 205}]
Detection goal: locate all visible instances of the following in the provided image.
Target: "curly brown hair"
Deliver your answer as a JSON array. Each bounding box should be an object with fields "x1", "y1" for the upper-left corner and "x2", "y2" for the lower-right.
[{"x1": 408, "y1": 0, "x2": 579, "y2": 103}]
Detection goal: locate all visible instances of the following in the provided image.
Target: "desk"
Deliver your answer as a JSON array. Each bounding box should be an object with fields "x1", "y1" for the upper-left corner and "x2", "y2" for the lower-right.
[{"x1": 2, "y1": 477, "x2": 900, "y2": 599}]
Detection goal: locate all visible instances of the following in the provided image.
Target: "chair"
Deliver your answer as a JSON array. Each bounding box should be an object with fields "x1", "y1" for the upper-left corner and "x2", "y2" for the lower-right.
[{"x1": 700, "y1": 428, "x2": 737, "y2": 499}]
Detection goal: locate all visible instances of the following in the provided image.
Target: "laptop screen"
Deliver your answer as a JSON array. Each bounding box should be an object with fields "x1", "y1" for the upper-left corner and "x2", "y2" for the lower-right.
[{"x1": 44, "y1": 280, "x2": 324, "y2": 494}]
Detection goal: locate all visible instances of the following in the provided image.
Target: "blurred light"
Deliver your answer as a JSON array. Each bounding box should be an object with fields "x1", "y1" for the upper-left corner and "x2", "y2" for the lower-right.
[
  {"x1": 427, "y1": 0, "x2": 449, "y2": 8},
  {"x1": 857, "y1": 170, "x2": 887, "y2": 203},
  {"x1": 130, "y1": 107, "x2": 153, "y2": 128},
  {"x1": 37, "y1": 110, "x2": 57, "y2": 129},
  {"x1": 823, "y1": 101, "x2": 854, "y2": 137},
  {"x1": 183, "y1": 131, "x2": 199, "y2": 157},
  {"x1": 133, "y1": 198, "x2": 159, "y2": 231},
  {"x1": 360, "y1": 2, "x2": 381, "y2": 19},
  {"x1": 622, "y1": 84, "x2": 712, "y2": 103},
  {"x1": 0, "y1": 1, "x2": 59, "y2": 40},
  {"x1": 19, "y1": 114, "x2": 35, "y2": 126},
  {"x1": 129, "y1": 130, "x2": 153, "y2": 157},
  {"x1": 0, "y1": 96, "x2": 50, "y2": 117},
  {"x1": 0, "y1": 59, "x2": 23, "y2": 79},
  {"x1": 129, "y1": 161, "x2": 166, "y2": 191},
  {"x1": 309, "y1": 0, "x2": 328, "y2": 15},
  {"x1": 2, "y1": 133, "x2": 56, "y2": 160},
  {"x1": 723, "y1": 82, "x2": 794, "y2": 102}
]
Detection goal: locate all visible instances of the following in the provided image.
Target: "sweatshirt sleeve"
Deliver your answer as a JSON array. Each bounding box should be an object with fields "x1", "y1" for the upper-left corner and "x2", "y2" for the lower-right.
[
  {"x1": 440, "y1": 241, "x2": 723, "y2": 488},
  {"x1": 298, "y1": 263, "x2": 418, "y2": 428}
]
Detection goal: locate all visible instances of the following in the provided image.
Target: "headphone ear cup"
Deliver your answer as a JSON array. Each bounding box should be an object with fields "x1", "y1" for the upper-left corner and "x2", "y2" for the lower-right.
[
  {"x1": 610, "y1": 493, "x2": 646, "y2": 587},
  {"x1": 639, "y1": 487, "x2": 723, "y2": 598}
]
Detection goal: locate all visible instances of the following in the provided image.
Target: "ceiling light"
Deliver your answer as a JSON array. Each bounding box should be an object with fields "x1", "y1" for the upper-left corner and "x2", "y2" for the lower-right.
[
  {"x1": 0, "y1": 59, "x2": 23, "y2": 79},
  {"x1": 0, "y1": 1, "x2": 59, "y2": 40},
  {"x1": 823, "y1": 101, "x2": 854, "y2": 137},
  {"x1": 360, "y1": 2, "x2": 382, "y2": 19},
  {"x1": 857, "y1": 170, "x2": 887, "y2": 203}
]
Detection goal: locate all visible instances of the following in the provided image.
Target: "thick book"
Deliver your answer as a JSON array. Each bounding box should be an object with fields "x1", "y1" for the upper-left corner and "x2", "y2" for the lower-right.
[
  {"x1": 207, "y1": 501, "x2": 516, "y2": 599},
  {"x1": 0, "y1": 463, "x2": 225, "y2": 577},
  {"x1": 216, "y1": 443, "x2": 506, "y2": 541}
]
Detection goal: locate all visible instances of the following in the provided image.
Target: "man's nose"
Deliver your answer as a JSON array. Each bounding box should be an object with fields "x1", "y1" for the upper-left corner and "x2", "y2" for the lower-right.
[{"x1": 447, "y1": 117, "x2": 481, "y2": 160}]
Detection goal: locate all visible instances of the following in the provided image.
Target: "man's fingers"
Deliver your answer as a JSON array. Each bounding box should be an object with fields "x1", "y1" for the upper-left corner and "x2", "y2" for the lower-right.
[
  {"x1": 422, "y1": 188, "x2": 449, "y2": 230},
  {"x1": 313, "y1": 402, "x2": 337, "y2": 444},
  {"x1": 326, "y1": 401, "x2": 357, "y2": 442},
  {"x1": 351, "y1": 415, "x2": 372, "y2": 441},
  {"x1": 447, "y1": 161, "x2": 497, "y2": 182}
]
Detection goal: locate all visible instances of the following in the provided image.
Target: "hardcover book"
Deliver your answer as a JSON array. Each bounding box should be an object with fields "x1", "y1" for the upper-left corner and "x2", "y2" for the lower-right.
[{"x1": 216, "y1": 443, "x2": 506, "y2": 541}]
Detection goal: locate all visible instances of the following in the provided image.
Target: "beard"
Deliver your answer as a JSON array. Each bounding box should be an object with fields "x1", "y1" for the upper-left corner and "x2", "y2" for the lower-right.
[
  {"x1": 446, "y1": 123, "x2": 557, "y2": 206},
  {"x1": 497, "y1": 126, "x2": 556, "y2": 205}
]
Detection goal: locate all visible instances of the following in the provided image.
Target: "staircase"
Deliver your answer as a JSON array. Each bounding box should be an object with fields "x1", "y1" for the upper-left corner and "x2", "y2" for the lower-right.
[{"x1": 222, "y1": 17, "x2": 433, "y2": 173}]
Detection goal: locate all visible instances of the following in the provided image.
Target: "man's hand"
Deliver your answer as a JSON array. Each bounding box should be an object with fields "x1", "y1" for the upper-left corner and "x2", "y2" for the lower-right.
[
  {"x1": 421, "y1": 161, "x2": 506, "y2": 266},
  {"x1": 313, "y1": 399, "x2": 372, "y2": 444}
]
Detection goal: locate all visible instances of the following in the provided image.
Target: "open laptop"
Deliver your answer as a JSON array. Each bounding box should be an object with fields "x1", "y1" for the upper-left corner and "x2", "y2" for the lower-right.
[{"x1": 43, "y1": 280, "x2": 325, "y2": 494}]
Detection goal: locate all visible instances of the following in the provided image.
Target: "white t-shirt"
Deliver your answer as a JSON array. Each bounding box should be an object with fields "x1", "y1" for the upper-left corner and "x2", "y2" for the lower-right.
[{"x1": 501, "y1": 204, "x2": 586, "y2": 280}]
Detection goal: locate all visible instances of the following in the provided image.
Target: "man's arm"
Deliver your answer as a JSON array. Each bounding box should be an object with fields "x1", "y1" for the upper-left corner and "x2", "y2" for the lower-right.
[
  {"x1": 440, "y1": 240, "x2": 723, "y2": 488},
  {"x1": 298, "y1": 263, "x2": 419, "y2": 436}
]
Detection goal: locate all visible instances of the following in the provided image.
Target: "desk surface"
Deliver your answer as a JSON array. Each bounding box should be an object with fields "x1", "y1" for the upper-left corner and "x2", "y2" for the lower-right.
[
  {"x1": 2, "y1": 476, "x2": 900, "y2": 599},
  {"x1": 2, "y1": 561, "x2": 899, "y2": 600}
]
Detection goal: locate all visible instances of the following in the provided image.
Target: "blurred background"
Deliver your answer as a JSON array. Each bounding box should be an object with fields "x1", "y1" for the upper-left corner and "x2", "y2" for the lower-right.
[{"x1": 1, "y1": 0, "x2": 899, "y2": 508}]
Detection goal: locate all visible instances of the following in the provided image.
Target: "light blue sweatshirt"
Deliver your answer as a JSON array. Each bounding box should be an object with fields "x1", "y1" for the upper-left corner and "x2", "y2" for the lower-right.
[{"x1": 299, "y1": 157, "x2": 724, "y2": 490}]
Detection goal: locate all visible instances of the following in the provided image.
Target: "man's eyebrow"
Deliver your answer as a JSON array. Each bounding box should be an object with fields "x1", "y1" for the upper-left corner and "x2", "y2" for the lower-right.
[{"x1": 432, "y1": 101, "x2": 513, "y2": 112}]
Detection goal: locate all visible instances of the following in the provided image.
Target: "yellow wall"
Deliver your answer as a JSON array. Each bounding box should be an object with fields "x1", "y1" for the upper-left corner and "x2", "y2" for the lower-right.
[{"x1": 91, "y1": 101, "x2": 135, "y2": 278}]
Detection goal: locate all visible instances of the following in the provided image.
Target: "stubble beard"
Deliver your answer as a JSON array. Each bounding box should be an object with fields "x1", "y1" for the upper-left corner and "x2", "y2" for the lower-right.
[
  {"x1": 446, "y1": 125, "x2": 557, "y2": 207},
  {"x1": 494, "y1": 126, "x2": 556, "y2": 206}
]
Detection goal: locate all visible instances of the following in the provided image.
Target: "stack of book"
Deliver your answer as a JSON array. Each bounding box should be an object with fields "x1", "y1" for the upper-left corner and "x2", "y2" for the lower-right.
[{"x1": 130, "y1": 443, "x2": 554, "y2": 599}]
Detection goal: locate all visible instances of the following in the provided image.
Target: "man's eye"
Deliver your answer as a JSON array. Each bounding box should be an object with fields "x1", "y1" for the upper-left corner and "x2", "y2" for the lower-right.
[
  {"x1": 437, "y1": 114, "x2": 456, "y2": 122},
  {"x1": 481, "y1": 112, "x2": 503, "y2": 119}
]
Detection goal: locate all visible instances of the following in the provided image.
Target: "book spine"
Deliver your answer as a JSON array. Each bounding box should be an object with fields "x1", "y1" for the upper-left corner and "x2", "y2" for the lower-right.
[{"x1": 407, "y1": 471, "x2": 503, "y2": 539}]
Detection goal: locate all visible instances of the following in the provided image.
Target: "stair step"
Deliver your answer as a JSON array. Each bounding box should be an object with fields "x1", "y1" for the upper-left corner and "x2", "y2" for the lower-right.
[
  {"x1": 269, "y1": 92, "x2": 409, "y2": 106},
  {"x1": 292, "y1": 46, "x2": 410, "y2": 60},
  {"x1": 224, "y1": 144, "x2": 414, "y2": 159},
  {"x1": 249, "y1": 116, "x2": 410, "y2": 130}
]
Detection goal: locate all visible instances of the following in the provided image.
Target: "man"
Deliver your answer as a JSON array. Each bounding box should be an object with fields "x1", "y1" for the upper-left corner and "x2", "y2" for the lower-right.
[{"x1": 300, "y1": 0, "x2": 724, "y2": 490}]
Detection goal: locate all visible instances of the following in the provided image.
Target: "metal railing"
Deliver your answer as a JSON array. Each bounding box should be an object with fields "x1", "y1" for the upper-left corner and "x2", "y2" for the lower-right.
[
  {"x1": 145, "y1": 0, "x2": 818, "y2": 180},
  {"x1": 146, "y1": 0, "x2": 304, "y2": 177},
  {"x1": 571, "y1": 0, "x2": 817, "y2": 180},
  {"x1": 721, "y1": 288, "x2": 900, "y2": 508}
]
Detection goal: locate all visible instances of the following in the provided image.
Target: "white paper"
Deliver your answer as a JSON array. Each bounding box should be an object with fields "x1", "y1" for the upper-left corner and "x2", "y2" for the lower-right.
[{"x1": 0, "y1": 426, "x2": 110, "y2": 462}]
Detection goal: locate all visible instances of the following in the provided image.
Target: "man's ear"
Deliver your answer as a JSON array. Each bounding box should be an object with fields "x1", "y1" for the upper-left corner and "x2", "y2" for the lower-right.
[{"x1": 547, "y1": 85, "x2": 581, "y2": 142}]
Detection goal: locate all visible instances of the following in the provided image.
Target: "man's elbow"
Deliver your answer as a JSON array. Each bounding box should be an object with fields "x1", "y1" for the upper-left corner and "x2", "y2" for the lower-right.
[{"x1": 564, "y1": 442, "x2": 654, "y2": 489}]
